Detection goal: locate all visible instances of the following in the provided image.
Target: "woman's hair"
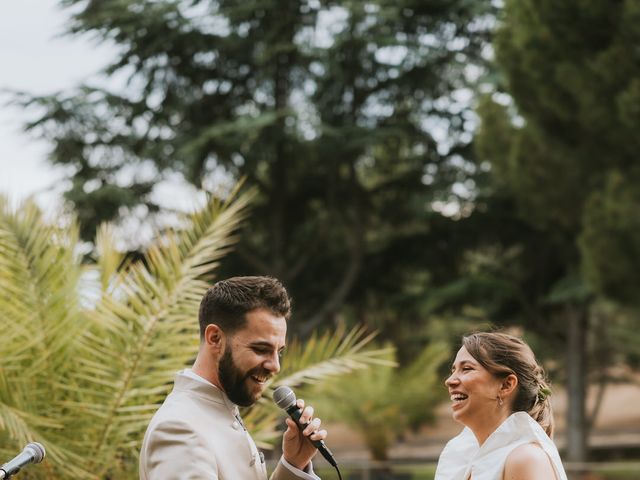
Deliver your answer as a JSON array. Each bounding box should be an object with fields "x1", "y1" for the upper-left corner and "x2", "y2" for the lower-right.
[{"x1": 462, "y1": 331, "x2": 554, "y2": 437}]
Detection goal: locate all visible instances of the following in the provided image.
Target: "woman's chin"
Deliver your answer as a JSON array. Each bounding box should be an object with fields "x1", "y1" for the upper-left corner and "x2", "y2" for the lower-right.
[{"x1": 451, "y1": 406, "x2": 469, "y2": 425}]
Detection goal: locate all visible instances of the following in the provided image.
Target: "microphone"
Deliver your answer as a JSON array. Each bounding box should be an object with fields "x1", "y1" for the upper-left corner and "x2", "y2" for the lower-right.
[
  {"x1": 272, "y1": 386, "x2": 337, "y2": 467},
  {"x1": 0, "y1": 442, "x2": 46, "y2": 479}
]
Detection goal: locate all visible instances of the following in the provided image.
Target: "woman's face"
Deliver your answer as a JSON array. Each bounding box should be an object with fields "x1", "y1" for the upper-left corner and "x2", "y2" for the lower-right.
[{"x1": 445, "y1": 346, "x2": 504, "y2": 427}]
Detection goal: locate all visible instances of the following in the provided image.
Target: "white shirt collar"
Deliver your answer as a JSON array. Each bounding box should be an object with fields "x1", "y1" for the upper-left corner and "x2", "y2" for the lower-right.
[{"x1": 181, "y1": 368, "x2": 216, "y2": 387}]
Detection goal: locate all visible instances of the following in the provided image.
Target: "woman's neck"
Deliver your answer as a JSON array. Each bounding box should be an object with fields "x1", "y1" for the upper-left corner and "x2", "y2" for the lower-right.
[{"x1": 470, "y1": 410, "x2": 512, "y2": 446}]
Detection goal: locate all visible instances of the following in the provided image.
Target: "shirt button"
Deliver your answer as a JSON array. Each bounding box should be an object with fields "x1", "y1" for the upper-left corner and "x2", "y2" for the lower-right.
[{"x1": 232, "y1": 421, "x2": 240, "y2": 429}]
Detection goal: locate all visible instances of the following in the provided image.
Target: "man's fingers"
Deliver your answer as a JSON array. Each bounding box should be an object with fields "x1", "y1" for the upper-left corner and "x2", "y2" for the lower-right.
[
  {"x1": 303, "y1": 417, "x2": 321, "y2": 436},
  {"x1": 299, "y1": 405, "x2": 314, "y2": 424},
  {"x1": 285, "y1": 414, "x2": 325, "y2": 441},
  {"x1": 309, "y1": 429, "x2": 327, "y2": 442},
  {"x1": 285, "y1": 402, "x2": 325, "y2": 442},
  {"x1": 283, "y1": 417, "x2": 299, "y2": 439}
]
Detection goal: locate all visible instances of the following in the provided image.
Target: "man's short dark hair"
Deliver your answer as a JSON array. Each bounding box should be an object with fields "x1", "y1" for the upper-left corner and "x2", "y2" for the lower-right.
[{"x1": 198, "y1": 276, "x2": 292, "y2": 338}]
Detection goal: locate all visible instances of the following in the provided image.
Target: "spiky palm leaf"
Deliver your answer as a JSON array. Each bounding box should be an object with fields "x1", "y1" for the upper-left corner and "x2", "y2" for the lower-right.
[
  {"x1": 247, "y1": 324, "x2": 396, "y2": 448},
  {"x1": 307, "y1": 341, "x2": 450, "y2": 461},
  {"x1": 0, "y1": 197, "x2": 88, "y2": 477},
  {"x1": 75, "y1": 186, "x2": 256, "y2": 478},
  {"x1": 0, "y1": 190, "x2": 392, "y2": 479},
  {"x1": 94, "y1": 223, "x2": 127, "y2": 294},
  {"x1": 275, "y1": 324, "x2": 396, "y2": 388},
  {"x1": 0, "y1": 189, "x2": 255, "y2": 479}
]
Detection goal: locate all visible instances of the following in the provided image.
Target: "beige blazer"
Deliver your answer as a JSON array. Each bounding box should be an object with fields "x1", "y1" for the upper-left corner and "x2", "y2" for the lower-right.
[{"x1": 140, "y1": 371, "x2": 312, "y2": 480}]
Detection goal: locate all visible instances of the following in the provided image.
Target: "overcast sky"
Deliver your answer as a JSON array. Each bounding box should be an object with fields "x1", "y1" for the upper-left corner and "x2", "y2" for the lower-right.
[
  {"x1": 0, "y1": 0, "x2": 211, "y2": 224},
  {"x1": 0, "y1": 0, "x2": 117, "y2": 210}
]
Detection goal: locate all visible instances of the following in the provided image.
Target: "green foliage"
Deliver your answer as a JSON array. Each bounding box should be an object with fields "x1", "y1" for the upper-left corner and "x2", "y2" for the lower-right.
[
  {"x1": 474, "y1": 0, "x2": 640, "y2": 461},
  {"x1": 488, "y1": 0, "x2": 640, "y2": 232},
  {"x1": 308, "y1": 341, "x2": 449, "y2": 461},
  {"x1": 246, "y1": 324, "x2": 396, "y2": 448},
  {"x1": 0, "y1": 198, "x2": 86, "y2": 478},
  {"x1": 477, "y1": 0, "x2": 640, "y2": 311},
  {"x1": 17, "y1": 0, "x2": 496, "y2": 336},
  {"x1": 580, "y1": 170, "x2": 640, "y2": 306},
  {"x1": 0, "y1": 191, "x2": 390, "y2": 479},
  {"x1": 0, "y1": 189, "x2": 255, "y2": 478}
]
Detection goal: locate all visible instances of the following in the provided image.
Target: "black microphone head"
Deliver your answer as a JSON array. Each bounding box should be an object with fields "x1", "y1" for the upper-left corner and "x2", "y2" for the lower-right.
[
  {"x1": 273, "y1": 386, "x2": 296, "y2": 410},
  {"x1": 25, "y1": 442, "x2": 45, "y2": 463}
]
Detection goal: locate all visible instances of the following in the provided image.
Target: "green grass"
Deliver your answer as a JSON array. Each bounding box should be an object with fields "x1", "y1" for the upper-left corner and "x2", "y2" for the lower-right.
[
  {"x1": 316, "y1": 464, "x2": 437, "y2": 479},
  {"x1": 580, "y1": 461, "x2": 640, "y2": 480},
  {"x1": 393, "y1": 464, "x2": 437, "y2": 479},
  {"x1": 316, "y1": 462, "x2": 640, "y2": 480}
]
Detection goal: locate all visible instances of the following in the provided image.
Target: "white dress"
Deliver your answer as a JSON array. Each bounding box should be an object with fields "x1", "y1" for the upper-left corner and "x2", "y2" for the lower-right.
[{"x1": 434, "y1": 411, "x2": 568, "y2": 480}]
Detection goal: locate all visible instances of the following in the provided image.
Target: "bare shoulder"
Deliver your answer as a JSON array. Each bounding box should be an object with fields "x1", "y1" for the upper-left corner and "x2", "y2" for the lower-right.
[{"x1": 503, "y1": 442, "x2": 557, "y2": 480}]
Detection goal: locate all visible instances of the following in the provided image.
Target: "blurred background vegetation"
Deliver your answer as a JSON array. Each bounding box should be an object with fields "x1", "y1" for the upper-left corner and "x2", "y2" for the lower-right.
[{"x1": 2, "y1": 0, "x2": 640, "y2": 478}]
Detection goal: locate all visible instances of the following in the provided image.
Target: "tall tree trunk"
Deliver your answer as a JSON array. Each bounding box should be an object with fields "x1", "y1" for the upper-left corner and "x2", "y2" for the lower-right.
[{"x1": 565, "y1": 304, "x2": 588, "y2": 463}]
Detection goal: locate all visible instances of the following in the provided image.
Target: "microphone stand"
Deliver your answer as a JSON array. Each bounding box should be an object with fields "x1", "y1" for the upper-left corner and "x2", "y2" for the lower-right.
[
  {"x1": 0, "y1": 442, "x2": 46, "y2": 479},
  {"x1": 1, "y1": 466, "x2": 21, "y2": 478}
]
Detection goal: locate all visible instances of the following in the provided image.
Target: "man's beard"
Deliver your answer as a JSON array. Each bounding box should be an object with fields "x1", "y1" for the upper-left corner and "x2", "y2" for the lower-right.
[{"x1": 218, "y1": 345, "x2": 270, "y2": 407}]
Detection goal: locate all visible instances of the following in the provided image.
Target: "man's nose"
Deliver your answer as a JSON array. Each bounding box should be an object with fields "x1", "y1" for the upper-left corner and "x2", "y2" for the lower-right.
[{"x1": 265, "y1": 352, "x2": 280, "y2": 373}]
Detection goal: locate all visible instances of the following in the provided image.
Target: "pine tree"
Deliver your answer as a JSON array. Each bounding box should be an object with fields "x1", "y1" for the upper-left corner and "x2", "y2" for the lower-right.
[
  {"x1": 476, "y1": 0, "x2": 640, "y2": 462},
  {"x1": 18, "y1": 0, "x2": 495, "y2": 334}
]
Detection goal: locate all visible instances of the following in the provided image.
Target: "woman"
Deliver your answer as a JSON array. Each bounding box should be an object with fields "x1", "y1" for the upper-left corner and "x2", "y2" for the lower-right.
[{"x1": 435, "y1": 332, "x2": 568, "y2": 480}]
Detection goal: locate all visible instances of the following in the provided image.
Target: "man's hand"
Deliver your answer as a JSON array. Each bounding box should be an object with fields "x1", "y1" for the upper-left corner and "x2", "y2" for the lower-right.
[{"x1": 281, "y1": 399, "x2": 328, "y2": 471}]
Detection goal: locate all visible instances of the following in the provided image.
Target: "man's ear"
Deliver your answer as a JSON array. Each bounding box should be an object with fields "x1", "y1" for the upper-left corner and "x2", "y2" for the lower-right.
[
  {"x1": 501, "y1": 373, "x2": 518, "y2": 397},
  {"x1": 203, "y1": 324, "x2": 225, "y2": 352}
]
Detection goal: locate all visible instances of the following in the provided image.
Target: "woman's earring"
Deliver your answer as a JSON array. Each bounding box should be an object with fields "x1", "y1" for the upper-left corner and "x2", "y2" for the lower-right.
[{"x1": 498, "y1": 396, "x2": 503, "y2": 406}]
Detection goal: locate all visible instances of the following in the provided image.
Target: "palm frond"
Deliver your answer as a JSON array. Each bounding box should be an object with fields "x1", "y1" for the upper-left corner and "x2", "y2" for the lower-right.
[
  {"x1": 241, "y1": 404, "x2": 283, "y2": 449},
  {"x1": 301, "y1": 341, "x2": 449, "y2": 460},
  {"x1": 0, "y1": 196, "x2": 87, "y2": 478},
  {"x1": 242, "y1": 324, "x2": 395, "y2": 447},
  {"x1": 273, "y1": 323, "x2": 396, "y2": 389},
  {"x1": 0, "y1": 419, "x2": 91, "y2": 479},
  {"x1": 0, "y1": 198, "x2": 83, "y2": 373},
  {"x1": 75, "y1": 188, "x2": 256, "y2": 476},
  {"x1": 0, "y1": 189, "x2": 405, "y2": 477},
  {"x1": 94, "y1": 223, "x2": 126, "y2": 293},
  {"x1": 0, "y1": 403, "x2": 61, "y2": 446}
]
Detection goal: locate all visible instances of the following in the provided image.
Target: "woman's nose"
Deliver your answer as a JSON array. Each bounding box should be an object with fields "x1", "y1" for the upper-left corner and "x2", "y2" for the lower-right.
[{"x1": 445, "y1": 373, "x2": 458, "y2": 387}]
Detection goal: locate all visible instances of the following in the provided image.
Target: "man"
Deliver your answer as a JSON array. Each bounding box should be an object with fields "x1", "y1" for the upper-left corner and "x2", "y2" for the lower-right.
[{"x1": 140, "y1": 276, "x2": 327, "y2": 479}]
